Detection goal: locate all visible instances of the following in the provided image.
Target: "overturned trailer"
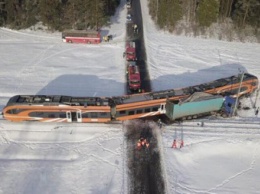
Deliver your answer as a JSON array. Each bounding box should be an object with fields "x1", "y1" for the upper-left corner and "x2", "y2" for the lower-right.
[{"x1": 165, "y1": 92, "x2": 235, "y2": 121}]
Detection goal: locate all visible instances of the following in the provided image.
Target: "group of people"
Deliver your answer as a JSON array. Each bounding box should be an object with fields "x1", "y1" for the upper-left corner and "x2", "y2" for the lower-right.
[
  {"x1": 136, "y1": 127, "x2": 152, "y2": 150},
  {"x1": 137, "y1": 137, "x2": 150, "y2": 150}
]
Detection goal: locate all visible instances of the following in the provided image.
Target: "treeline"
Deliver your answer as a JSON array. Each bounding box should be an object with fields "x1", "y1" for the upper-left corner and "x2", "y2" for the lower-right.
[
  {"x1": 148, "y1": 0, "x2": 259, "y2": 36},
  {"x1": 0, "y1": 0, "x2": 120, "y2": 30}
]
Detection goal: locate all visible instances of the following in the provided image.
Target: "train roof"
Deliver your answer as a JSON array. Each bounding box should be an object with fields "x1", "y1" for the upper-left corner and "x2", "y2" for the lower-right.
[
  {"x1": 111, "y1": 88, "x2": 188, "y2": 104},
  {"x1": 6, "y1": 95, "x2": 110, "y2": 106},
  {"x1": 5, "y1": 73, "x2": 258, "y2": 107},
  {"x1": 111, "y1": 73, "x2": 258, "y2": 105}
]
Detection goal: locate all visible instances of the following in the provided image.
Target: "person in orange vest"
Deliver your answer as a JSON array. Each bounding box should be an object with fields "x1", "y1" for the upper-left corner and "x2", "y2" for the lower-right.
[
  {"x1": 145, "y1": 141, "x2": 150, "y2": 148},
  {"x1": 180, "y1": 140, "x2": 184, "y2": 148},
  {"x1": 141, "y1": 138, "x2": 146, "y2": 147},
  {"x1": 137, "y1": 139, "x2": 142, "y2": 150},
  {"x1": 172, "y1": 139, "x2": 177, "y2": 149}
]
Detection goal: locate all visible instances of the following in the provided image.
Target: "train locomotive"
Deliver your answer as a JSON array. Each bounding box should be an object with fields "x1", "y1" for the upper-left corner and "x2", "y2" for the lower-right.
[{"x1": 2, "y1": 73, "x2": 258, "y2": 123}]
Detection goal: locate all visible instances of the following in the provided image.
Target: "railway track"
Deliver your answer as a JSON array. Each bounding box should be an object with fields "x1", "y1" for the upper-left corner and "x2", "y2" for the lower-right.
[{"x1": 168, "y1": 118, "x2": 260, "y2": 136}]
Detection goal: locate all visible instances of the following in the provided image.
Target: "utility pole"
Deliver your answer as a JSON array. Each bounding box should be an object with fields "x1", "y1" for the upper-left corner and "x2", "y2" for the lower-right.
[
  {"x1": 253, "y1": 86, "x2": 259, "y2": 108},
  {"x1": 232, "y1": 71, "x2": 245, "y2": 117},
  {"x1": 156, "y1": 0, "x2": 158, "y2": 23}
]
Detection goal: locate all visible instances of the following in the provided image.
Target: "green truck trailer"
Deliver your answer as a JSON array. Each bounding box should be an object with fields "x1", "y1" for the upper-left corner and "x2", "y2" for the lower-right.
[{"x1": 165, "y1": 92, "x2": 235, "y2": 120}]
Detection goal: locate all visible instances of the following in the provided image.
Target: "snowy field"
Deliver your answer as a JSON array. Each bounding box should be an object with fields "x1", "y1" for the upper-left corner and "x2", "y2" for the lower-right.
[{"x1": 0, "y1": 0, "x2": 260, "y2": 193}]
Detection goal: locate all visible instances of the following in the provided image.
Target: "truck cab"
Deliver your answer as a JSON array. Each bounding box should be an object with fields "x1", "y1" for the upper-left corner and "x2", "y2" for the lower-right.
[
  {"x1": 123, "y1": 41, "x2": 137, "y2": 61},
  {"x1": 126, "y1": 62, "x2": 141, "y2": 92}
]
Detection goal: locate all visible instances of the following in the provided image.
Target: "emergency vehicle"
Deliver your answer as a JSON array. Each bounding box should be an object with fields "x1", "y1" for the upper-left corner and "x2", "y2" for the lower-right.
[
  {"x1": 123, "y1": 41, "x2": 137, "y2": 61},
  {"x1": 126, "y1": 62, "x2": 141, "y2": 92},
  {"x1": 62, "y1": 29, "x2": 101, "y2": 44}
]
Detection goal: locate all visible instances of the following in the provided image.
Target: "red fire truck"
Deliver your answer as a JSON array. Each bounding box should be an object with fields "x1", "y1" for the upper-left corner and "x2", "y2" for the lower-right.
[
  {"x1": 62, "y1": 30, "x2": 101, "y2": 44},
  {"x1": 126, "y1": 62, "x2": 141, "y2": 92},
  {"x1": 123, "y1": 41, "x2": 137, "y2": 61}
]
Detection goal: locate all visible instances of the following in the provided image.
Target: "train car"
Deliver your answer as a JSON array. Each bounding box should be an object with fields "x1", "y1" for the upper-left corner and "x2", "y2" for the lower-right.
[
  {"x1": 111, "y1": 87, "x2": 194, "y2": 121},
  {"x1": 165, "y1": 92, "x2": 235, "y2": 121},
  {"x1": 3, "y1": 95, "x2": 112, "y2": 122},
  {"x1": 111, "y1": 73, "x2": 258, "y2": 121},
  {"x1": 192, "y1": 73, "x2": 258, "y2": 97},
  {"x1": 2, "y1": 73, "x2": 258, "y2": 123}
]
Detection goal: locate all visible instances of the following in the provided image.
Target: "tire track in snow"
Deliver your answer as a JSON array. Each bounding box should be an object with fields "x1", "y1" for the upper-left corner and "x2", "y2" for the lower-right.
[
  {"x1": 207, "y1": 147, "x2": 259, "y2": 193},
  {"x1": 0, "y1": 28, "x2": 60, "y2": 41},
  {"x1": 15, "y1": 44, "x2": 57, "y2": 93}
]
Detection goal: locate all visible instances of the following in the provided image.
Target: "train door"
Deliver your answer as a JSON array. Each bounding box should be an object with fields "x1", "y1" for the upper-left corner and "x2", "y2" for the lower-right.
[
  {"x1": 66, "y1": 111, "x2": 72, "y2": 122},
  {"x1": 66, "y1": 111, "x2": 82, "y2": 122},
  {"x1": 159, "y1": 103, "x2": 166, "y2": 114},
  {"x1": 77, "y1": 111, "x2": 82, "y2": 122}
]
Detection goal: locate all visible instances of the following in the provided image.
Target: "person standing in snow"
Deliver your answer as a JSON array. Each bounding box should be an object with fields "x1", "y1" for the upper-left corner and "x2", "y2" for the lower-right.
[
  {"x1": 255, "y1": 107, "x2": 259, "y2": 116},
  {"x1": 133, "y1": 24, "x2": 138, "y2": 34}
]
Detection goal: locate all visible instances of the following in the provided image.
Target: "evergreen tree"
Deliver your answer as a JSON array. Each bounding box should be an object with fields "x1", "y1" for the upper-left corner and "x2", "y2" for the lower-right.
[
  {"x1": 157, "y1": 0, "x2": 167, "y2": 29},
  {"x1": 196, "y1": 0, "x2": 219, "y2": 27},
  {"x1": 147, "y1": 0, "x2": 157, "y2": 21},
  {"x1": 21, "y1": 0, "x2": 39, "y2": 28},
  {"x1": 233, "y1": 0, "x2": 260, "y2": 28},
  {"x1": 39, "y1": 0, "x2": 63, "y2": 30},
  {"x1": 0, "y1": 0, "x2": 7, "y2": 25},
  {"x1": 219, "y1": 0, "x2": 234, "y2": 20},
  {"x1": 167, "y1": 0, "x2": 182, "y2": 31},
  {"x1": 182, "y1": 0, "x2": 199, "y2": 23},
  {"x1": 5, "y1": 0, "x2": 23, "y2": 28}
]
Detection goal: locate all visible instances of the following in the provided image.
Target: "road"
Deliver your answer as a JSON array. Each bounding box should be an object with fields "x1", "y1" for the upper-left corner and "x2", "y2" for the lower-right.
[{"x1": 126, "y1": 0, "x2": 151, "y2": 93}]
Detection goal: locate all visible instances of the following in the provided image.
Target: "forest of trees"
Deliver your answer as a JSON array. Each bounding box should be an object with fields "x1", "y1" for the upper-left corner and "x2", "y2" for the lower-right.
[
  {"x1": 0, "y1": 0, "x2": 259, "y2": 41},
  {"x1": 0, "y1": 0, "x2": 120, "y2": 30},
  {"x1": 148, "y1": 0, "x2": 259, "y2": 40}
]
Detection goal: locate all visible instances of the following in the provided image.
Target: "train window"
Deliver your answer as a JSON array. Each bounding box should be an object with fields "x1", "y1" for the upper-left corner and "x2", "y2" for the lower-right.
[
  {"x1": 99, "y1": 112, "x2": 109, "y2": 118},
  {"x1": 136, "y1": 109, "x2": 143, "y2": 114},
  {"x1": 82, "y1": 113, "x2": 89, "y2": 118},
  {"x1": 48, "y1": 114, "x2": 55, "y2": 118},
  {"x1": 145, "y1": 108, "x2": 150, "y2": 113},
  {"x1": 7, "y1": 109, "x2": 21, "y2": 114},
  {"x1": 59, "y1": 113, "x2": 66, "y2": 118},
  {"x1": 240, "y1": 87, "x2": 247, "y2": 92},
  {"x1": 119, "y1": 110, "x2": 126, "y2": 115},
  {"x1": 35, "y1": 112, "x2": 44, "y2": 116},
  {"x1": 129, "y1": 111, "x2": 134, "y2": 115},
  {"x1": 90, "y1": 112, "x2": 98, "y2": 118},
  {"x1": 29, "y1": 112, "x2": 46, "y2": 117},
  {"x1": 30, "y1": 112, "x2": 67, "y2": 118},
  {"x1": 152, "y1": 107, "x2": 158, "y2": 111},
  {"x1": 227, "y1": 86, "x2": 247, "y2": 95}
]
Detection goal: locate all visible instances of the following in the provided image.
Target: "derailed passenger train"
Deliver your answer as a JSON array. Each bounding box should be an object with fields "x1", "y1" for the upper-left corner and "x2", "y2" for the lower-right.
[{"x1": 2, "y1": 73, "x2": 259, "y2": 123}]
